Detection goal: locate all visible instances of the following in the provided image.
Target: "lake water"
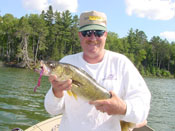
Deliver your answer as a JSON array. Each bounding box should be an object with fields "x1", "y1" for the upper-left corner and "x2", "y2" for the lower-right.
[
  {"x1": 145, "y1": 78, "x2": 175, "y2": 131},
  {"x1": 0, "y1": 67, "x2": 175, "y2": 131}
]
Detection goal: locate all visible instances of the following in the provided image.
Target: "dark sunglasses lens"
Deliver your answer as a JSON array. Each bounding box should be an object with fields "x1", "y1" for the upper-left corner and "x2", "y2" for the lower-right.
[
  {"x1": 95, "y1": 30, "x2": 105, "y2": 37},
  {"x1": 81, "y1": 31, "x2": 87, "y2": 37},
  {"x1": 81, "y1": 31, "x2": 92, "y2": 37}
]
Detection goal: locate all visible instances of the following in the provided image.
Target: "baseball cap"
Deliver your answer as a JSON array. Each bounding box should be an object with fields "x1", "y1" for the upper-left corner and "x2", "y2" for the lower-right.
[{"x1": 79, "y1": 11, "x2": 107, "y2": 32}]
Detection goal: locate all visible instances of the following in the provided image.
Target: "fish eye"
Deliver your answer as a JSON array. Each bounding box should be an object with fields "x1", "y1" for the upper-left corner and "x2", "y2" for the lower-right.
[{"x1": 49, "y1": 63, "x2": 56, "y2": 68}]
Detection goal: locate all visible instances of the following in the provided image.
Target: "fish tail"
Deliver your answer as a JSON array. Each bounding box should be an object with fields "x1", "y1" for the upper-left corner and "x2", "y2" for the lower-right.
[
  {"x1": 120, "y1": 121, "x2": 128, "y2": 131},
  {"x1": 120, "y1": 121, "x2": 136, "y2": 131}
]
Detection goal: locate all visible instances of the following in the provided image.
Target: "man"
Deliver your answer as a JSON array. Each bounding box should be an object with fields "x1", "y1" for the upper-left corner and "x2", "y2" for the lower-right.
[{"x1": 44, "y1": 11, "x2": 151, "y2": 131}]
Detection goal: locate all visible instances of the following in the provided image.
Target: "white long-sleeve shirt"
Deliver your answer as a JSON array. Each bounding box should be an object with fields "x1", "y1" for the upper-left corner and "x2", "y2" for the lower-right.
[{"x1": 44, "y1": 50, "x2": 151, "y2": 131}]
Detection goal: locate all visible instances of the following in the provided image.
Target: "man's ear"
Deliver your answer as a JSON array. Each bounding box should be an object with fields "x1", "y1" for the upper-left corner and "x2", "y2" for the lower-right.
[
  {"x1": 78, "y1": 32, "x2": 82, "y2": 37},
  {"x1": 104, "y1": 31, "x2": 108, "y2": 37}
]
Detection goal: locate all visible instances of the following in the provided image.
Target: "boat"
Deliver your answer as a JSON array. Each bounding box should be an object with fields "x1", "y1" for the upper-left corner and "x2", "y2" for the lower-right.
[
  {"x1": 23, "y1": 115, "x2": 154, "y2": 131},
  {"x1": 25, "y1": 115, "x2": 62, "y2": 131}
]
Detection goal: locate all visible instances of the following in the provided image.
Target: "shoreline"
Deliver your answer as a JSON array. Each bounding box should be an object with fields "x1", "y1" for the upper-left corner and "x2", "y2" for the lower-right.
[{"x1": 1, "y1": 61, "x2": 174, "y2": 79}]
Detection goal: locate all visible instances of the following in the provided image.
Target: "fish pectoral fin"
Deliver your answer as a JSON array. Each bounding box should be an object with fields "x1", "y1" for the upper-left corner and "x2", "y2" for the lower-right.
[
  {"x1": 67, "y1": 90, "x2": 73, "y2": 96},
  {"x1": 66, "y1": 80, "x2": 83, "y2": 100},
  {"x1": 66, "y1": 90, "x2": 78, "y2": 100},
  {"x1": 72, "y1": 92, "x2": 78, "y2": 100}
]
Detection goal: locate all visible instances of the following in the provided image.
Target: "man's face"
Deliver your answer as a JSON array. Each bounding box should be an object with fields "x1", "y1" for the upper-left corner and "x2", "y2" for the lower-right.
[{"x1": 79, "y1": 30, "x2": 107, "y2": 61}]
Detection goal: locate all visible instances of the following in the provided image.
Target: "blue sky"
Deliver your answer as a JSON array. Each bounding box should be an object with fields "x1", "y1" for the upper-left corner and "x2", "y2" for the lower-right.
[{"x1": 1, "y1": 0, "x2": 175, "y2": 42}]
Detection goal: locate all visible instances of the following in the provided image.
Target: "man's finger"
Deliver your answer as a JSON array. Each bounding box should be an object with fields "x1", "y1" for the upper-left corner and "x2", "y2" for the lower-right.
[{"x1": 89, "y1": 100, "x2": 104, "y2": 106}]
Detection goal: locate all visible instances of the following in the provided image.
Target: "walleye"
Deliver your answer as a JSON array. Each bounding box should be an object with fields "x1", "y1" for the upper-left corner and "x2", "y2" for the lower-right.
[
  {"x1": 35, "y1": 60, "x2": 111, "y2": 100},
  {"x1": 35, "y1": 60, "x2": 135, "y2": 131}
]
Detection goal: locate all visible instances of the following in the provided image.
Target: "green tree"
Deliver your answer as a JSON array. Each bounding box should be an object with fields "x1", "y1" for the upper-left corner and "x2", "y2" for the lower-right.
[
  {"x1": 106, "y1": 32, "x2": 122, "y2": 52},
  {"x1": 16, "y1": 15, "x2": 32, "y2": 68},
  {"x1": 52, "y1": 11, "x2": 64, "y2": 60},
  {"x1": 28, "y1": 14, "x2": 48, "y2": 65},
  {"x1": 126, "y1": 28, "x2": 147, "y2": 68},
  {"x1": 62, "y1": 10, "x2": 73, "y2": 55},
  {"x1": 44, "y1": 5, "x2": 55, "y2": 59},
  {"x1": 169, "y1": 43, "x2": 175, "y2": 76},
  {"x1": 150, "y1": 36, "x2": 161, "y2": 68},
  {"x1": 70, "y1": 15, "x2": 81, "y2": 54},
  {"x1": 0, "y1": 14, "x2": 18, "y2": 62}
]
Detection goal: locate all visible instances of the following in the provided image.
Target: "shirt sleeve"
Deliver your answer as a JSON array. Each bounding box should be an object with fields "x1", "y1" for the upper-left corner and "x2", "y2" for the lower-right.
[
  {"x1": 120, "y1": 57, "x2": 151, "y2": 123},
  {"x1": 44, "y1": 87, "x2": 65, "y2": 116}
]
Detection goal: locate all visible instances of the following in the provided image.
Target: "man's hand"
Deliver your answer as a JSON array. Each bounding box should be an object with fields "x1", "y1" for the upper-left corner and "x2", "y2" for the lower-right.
[
  {"x1": 89, "y1": 91, "x2": 127, "y2": 115},
  {"x1": 49, "y1": 75, "x2": 72, "y2": 98}
]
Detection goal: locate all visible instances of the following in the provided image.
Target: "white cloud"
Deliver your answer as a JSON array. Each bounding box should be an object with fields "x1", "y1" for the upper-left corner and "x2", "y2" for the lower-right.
[
  {"x1": 160, "y1": 31, "x2": 175, "y2": 41},
  {"x1": 51, "y1": 0, "x2": 78, "y2": 12},
  {"x1": 22, "y1": 0, "x2": 78, "y2": 13},
  {"x1": 22, "y1": 0, "x2": 48, "y2": 12},
  {"x1": 125, "y1": 0, "x2": 175, "y2": 20}
]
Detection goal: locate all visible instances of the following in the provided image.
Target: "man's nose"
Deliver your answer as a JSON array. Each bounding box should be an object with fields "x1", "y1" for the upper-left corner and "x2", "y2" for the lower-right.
[{"x1": 89, "y1": 33, "x2": 97, "y2": 40}]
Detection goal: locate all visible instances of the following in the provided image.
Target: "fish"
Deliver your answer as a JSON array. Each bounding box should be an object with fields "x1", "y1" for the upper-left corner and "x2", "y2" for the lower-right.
[
  {"x1": 34, "y1": 60, "x2": 136, "y2": 131},
  {"x1": 35, "y1": 60, "x2": 111, "y2": 100}
]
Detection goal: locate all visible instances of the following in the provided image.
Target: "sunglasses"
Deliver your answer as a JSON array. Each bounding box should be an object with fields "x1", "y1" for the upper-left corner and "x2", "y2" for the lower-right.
[{"x1": 81, "y1": 30, "x2": 105, "y2": 37}]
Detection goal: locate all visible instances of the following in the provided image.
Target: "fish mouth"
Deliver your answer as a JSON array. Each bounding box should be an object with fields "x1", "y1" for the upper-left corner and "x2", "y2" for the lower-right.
[{"x1": 34, "y1": 60, "x2": 45, "y2": 73}]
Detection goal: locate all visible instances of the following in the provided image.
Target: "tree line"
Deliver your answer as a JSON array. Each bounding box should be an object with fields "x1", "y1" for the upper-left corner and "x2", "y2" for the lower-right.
[{"x1": 0, "y1": 6, "x2": 175, "y2": 78}]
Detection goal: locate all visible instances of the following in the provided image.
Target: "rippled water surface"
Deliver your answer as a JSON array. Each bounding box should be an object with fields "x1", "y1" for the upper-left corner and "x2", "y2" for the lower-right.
[
  {"x1": 0, "y1": 67, "x2": 51, "y2": 131},
  {"x1": 0, "y1": 67, "x2": 175, "y2": 131},
  {"x1": 145, "y1": 78, "x2": 175, "y2": 131}
]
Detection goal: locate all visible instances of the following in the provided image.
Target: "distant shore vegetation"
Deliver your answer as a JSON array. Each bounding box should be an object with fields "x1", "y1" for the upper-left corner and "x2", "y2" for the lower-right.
[{"x1": 0, "y1": 6, "x2": 175, "y2": 78}]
